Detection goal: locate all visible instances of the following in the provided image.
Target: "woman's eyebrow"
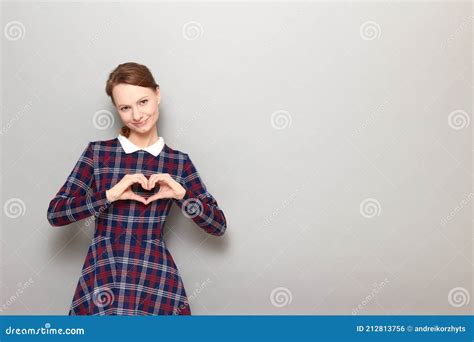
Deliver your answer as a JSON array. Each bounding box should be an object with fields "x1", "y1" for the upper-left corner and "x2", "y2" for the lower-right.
[{"x1": 119, "y1": 95, "x2": 148, "y2": 107}]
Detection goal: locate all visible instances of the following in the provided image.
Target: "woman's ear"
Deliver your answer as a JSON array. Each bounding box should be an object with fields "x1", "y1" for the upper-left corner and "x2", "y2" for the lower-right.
[{"x1": 156, "y1": 86, "x2": 160, "y2": 105}]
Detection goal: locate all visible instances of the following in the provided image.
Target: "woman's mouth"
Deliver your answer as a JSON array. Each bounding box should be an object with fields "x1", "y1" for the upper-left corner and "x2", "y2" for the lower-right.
[{"x1": 133, "y1": 117, "x2": 149, "y2": 127}]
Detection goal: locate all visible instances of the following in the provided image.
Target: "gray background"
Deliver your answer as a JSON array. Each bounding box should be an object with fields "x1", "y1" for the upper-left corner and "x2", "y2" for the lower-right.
[{"x1": 1, "y1": 1, "x2": 472, "y2": 315}]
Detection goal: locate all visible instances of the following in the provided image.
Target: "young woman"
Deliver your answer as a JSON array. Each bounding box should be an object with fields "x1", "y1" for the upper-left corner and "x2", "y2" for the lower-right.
[{"x1": 47, "y1": 62, "x2": 227, "y2": 315}]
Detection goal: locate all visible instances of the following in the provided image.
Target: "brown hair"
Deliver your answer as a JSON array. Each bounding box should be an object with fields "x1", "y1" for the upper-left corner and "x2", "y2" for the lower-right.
[{"x1": 105, "y1": 62, "x2": 159, "y2": 138}]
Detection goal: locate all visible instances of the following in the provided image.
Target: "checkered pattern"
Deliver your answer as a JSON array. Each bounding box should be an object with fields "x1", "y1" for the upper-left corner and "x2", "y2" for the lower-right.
[{"x1": 47, "y1": 137, "x2": 227, "y2": 315}]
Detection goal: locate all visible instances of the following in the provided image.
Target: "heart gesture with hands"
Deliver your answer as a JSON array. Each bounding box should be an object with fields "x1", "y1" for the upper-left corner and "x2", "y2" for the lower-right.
[{"x1": 106, "y1": 173, "x2": 186, "y2": 205}]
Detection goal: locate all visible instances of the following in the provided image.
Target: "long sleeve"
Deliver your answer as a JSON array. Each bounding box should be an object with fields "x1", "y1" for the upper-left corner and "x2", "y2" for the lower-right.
[
  {"x1": 174, "y1": 153, "x2": 227, "y2": 236},
  {"x1": 47, "y1": 142, "x2": 111, "y2": 227}
]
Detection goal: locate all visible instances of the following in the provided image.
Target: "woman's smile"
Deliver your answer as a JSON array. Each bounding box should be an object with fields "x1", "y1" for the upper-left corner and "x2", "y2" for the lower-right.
[{"x1": 132, "y1": 116, "x2": 149, "y2": 127}]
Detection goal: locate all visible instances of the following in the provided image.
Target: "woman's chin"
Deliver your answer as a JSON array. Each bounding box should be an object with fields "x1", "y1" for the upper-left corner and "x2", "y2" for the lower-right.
[
  {"x1": 128, "y1": 116, "x2": 158, "y2": 135},
  {"x1": 130, "y1": 125, "x2": 152, "y2": 135}
]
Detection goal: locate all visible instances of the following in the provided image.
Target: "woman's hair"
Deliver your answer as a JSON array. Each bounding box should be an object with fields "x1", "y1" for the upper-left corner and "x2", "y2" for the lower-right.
[{"x1": 105, "y1": 62, "x2": 159, "y2": 138}]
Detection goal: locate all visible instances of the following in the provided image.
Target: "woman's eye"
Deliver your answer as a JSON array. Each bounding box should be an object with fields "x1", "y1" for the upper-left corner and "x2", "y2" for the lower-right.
[
  {"x1": 121, "y1": 107, "x2": 129, "y2": 111},
  {"x1": 141, "y1": 99, "x2": 148, "y2": 104}
]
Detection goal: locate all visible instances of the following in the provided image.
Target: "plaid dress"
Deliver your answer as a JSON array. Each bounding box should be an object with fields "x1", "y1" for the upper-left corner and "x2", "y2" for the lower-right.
[{"x1": 46, "y1": 136, "x2": 227, "y2": 315}]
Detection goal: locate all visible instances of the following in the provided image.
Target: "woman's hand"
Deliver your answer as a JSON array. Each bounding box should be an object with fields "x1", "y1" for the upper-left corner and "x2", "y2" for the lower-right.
[
  {"x1": 106, "y1": 173, "x2": 150, "y2": 205},
  {"x1": 146, "y1": 173, "x2": 186, "y2": 204}
]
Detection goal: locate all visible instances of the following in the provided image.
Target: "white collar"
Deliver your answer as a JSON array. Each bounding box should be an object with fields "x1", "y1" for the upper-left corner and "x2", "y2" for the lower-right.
[{"x1": 117, "y1": 134, "x2": 165, "y2": 157}]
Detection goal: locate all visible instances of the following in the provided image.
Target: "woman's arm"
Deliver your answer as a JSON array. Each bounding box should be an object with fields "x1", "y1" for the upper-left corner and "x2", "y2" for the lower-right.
[
  {"x1": 174, "y1": 154, "x2": 227, "y2": 236},
  {"x1": 46, "y1": 142, "x2": 111, "y2": 227}
]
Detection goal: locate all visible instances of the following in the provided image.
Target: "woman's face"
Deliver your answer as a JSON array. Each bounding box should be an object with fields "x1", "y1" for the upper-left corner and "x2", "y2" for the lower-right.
[{"x1": 112, "y1": 83, "x2": 160, "y2": 135}]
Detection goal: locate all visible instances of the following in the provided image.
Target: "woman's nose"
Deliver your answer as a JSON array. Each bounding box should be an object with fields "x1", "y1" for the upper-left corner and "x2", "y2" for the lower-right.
[{"x1": 131, "y1": 109, "x2": 142, "y2": 121}]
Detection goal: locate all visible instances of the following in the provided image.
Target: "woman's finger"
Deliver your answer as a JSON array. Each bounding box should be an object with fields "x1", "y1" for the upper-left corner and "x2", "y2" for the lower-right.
[
  {"x1": 137, "y1": 174, "x2": 149, "y2": 190},
  {"x1": 127, "y1": 173, "x2": 148, "y2": 190},
  {"x1": 151, "y1": 174, "x2": 172, "y2": 188},
  {"x1": 149, "y1": 174, "x2": 171, "y2": 189},
  {"x1": 148, "y1": 174, "x2": 157, "y2": 189},
  {"x1": 157, "y1": 176, "x2": 181, "y2": 192},
  {"x1": 130, "y1": 193, "x2": 148, "y2": 205},
  {"x1": 146, "y1": 192, "x2": 166, "y2": 203}
]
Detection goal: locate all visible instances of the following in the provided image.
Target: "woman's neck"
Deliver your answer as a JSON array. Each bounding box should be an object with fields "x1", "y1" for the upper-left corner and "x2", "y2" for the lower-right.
[{"x1": 127, "y1": 130, "x2": 159, "y2": 148}]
